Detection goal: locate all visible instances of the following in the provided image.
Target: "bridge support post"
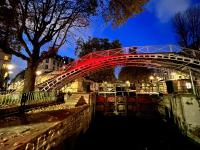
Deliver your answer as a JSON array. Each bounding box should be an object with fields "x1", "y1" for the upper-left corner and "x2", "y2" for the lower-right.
[
  {"x1": 189, "y1": 68, "x2": 196, "y2": 96},
  {"x1": 77, "y1": 77, "x2": 84, "y2": 92}
]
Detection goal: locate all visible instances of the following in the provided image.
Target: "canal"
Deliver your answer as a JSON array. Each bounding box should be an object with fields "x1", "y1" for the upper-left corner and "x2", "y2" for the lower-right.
[{"x1": 69, "y1": 115, "x2": 199, "y2": 150}]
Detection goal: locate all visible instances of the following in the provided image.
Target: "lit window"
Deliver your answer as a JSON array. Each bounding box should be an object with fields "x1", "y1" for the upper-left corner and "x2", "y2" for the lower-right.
[
  {"x1": 186, "y1": 82, "x2": 192, "y2": 89},
  {"x1": 4, "y1": 55, "x2": 9, "y2": 61}
]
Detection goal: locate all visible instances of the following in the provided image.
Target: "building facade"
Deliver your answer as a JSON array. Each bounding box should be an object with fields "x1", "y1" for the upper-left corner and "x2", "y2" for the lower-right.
[
  {"x1": 0, "y1": 49, "x2": 12, "y2": 90},
  {"x1": 37, "y1": 54, "x2": 74, "y2": 73},
  {"x1": 0, "y1": 49, "x2": 12, "y2": 70}
]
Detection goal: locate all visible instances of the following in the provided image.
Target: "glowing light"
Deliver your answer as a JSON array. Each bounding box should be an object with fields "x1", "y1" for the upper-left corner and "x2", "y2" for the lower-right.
[
  {"x1": 149, "y1": 76, "x2": 154, "y2": 80},
  {"x1": 7, "y1": 64, "x2": 14, "y2": 70},
  {"x1": 186, "y1": 82, "x2": 192, "y2": 89},
  {"x1": 171, "y1": 72, "x2": 176, "y2": 76},
  {"x1": 8, "y1": 71, "x2": 13, "y2": 74},
  {"x1": 36, "y1": 71, "x2": 42, "y2": 75},
  {"x1": 156, "y1": 76, "x2": 160, "y2": 80},
  {"x1": 125, "y1": 80, "x2": 130, "y2": 87},
  {"x1": 104, "y1": 81, "x2": 107, "y2": 85}
]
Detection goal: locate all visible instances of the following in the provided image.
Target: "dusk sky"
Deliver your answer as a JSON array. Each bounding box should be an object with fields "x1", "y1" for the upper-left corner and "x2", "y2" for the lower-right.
[{"x1": 11, "y1": 0, "x2": 200, "y2": 78}]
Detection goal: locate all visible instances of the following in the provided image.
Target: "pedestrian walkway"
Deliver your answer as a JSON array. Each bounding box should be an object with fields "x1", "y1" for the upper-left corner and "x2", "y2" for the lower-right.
[{"x1": 0, "y1": 104, "x2": 84, "y2": 150}]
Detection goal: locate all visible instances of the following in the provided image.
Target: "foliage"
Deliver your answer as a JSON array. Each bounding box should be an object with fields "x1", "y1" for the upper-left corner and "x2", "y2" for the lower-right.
[
  {"x1": 119, "y1": 67, "x2": 154, "y2": 82},
  {"x1": 100, "y1": 0, "x2": 148, "y2": 27},
  {"x1": 86, "y1": 69, "x2": 116, "y2": 82},
  {"x1": 173, "y1": 4, "x2": 200, "y2": 50},
  {"x1": 0, "y1": 0, "x2": 148, "y2": 91},
  {"x1": 0, "y1": 68, "x2": 9, "y2": 90},
  {"x1": 75, "y1": 37, "x2": 121, "y2": 57},
  {"x1": 76, "y1": 37, "x2": 121, "y2": 82},
  {"x1": 0, "y1": 0, "x2": 98, "y2": 92},
  {"x1": 0, "y1": 0, "x2": 20, "y2": 52}
]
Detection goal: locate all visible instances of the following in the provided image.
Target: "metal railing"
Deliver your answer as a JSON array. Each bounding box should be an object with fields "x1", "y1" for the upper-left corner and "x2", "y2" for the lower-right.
[
  {"x1": 0, "y1": 91, "x2": 58, "y2": 106},
  {"x1": 195, "y1": 86, "x2": 200, "y2": 98}
]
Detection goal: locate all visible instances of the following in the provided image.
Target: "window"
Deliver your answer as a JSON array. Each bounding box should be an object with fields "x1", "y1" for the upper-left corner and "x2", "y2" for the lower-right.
[
  {"x1": 186, "y1": 82, "x2": 192, "y2": 89},
  {"x1": 53, "y1": 60, "x2": 55, "y2": 65},
  {"x1": 45, "y1": 65, "x2": 48, "y2": 69},
  {"x1": 46, "y1": 59, "x2": 49, "y2": 63}
]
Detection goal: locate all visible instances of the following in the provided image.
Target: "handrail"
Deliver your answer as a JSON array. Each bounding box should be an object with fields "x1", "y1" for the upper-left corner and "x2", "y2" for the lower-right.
[{"x1": 0, "y1": 91, "x2": 58, "y2": 106}]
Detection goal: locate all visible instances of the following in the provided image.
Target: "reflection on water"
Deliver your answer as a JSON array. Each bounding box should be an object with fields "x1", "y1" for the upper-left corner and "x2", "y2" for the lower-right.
[{"x1": 71, "y1": 115, "x2": 199, "y2": 150}]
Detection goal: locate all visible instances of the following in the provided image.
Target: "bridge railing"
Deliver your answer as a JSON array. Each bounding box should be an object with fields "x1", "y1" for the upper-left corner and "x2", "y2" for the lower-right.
[
  {"x1": 0, "y1": 91, "x2": 58, "y2": 107},
  {"x1": 60, "y1": 45, "x2": 200, "y2": 71}
]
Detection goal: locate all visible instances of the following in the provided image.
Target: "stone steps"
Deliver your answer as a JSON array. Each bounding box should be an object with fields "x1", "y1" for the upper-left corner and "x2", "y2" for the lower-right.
[{"x1": 65, "y1": 94, "x2": 82, "y2": 108}]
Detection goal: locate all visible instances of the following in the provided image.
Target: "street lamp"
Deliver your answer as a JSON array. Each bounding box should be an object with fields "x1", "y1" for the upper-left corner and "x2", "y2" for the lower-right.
[
  {"x1": 149, "y1": 76, "x2": 154, "y2": 80},
  {"x1": 8, "y1": 71, "x2": 13, "y2": 74},
  {"x1": 125, "y1": 80, "x2": 130, "y2": 87},
  {"x1": 36, "y1": 71, "x2": 42, "y2": 76},
  {"x1": 7, "y1": 64, "x2": 14, "y2": 70}
]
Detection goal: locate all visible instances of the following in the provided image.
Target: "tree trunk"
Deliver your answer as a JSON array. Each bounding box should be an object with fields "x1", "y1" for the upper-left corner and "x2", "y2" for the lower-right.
[{"x1": 23, "y1": 62, "x2": 37, "y2": 92}]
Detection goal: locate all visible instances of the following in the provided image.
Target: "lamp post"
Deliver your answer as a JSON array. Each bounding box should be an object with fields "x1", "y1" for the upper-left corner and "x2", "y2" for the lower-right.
[
  {"x1": 4, "y1": 64, "x2": 15, "y2": 90},
  {"x1": 189, "y1": 68, "x2": 196, "y2": 95}
]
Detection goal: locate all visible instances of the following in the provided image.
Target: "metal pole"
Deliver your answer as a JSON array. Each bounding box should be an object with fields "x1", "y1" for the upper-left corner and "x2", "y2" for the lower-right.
[{"x1": 189, "y1": 68, "x2": 196, "y2": 95}]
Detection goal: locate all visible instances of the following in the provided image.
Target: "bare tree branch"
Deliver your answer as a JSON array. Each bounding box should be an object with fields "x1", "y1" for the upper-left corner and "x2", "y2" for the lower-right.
[
  {"x1": 0, "y1": 41, "x2": 29, "y2": 61},
  {"x1": 173, "y1": 5, "x2": 200, "y2": 50}
]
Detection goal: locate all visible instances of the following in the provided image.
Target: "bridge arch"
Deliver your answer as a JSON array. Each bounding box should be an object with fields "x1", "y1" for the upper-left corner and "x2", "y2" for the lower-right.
[{"x1": 39, "y1": 45, "x2": 200, "y2": 91}]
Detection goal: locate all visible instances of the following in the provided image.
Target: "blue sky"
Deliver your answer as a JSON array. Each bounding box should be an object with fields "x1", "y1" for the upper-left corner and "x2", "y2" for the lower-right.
[{"x1": 11, "y1": 0, "x2": 199, "y2": 78}]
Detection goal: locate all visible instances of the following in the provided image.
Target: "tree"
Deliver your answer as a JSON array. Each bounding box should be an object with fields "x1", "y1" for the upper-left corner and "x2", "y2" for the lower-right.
[
  {"x1": 76, "y1": 37, "x2": 121, "y2": 82},
  {"x1": 100, "y1": 0, "x2": 148, "y2": 27},
  {"x1": 0, "y1": 0, "x2": 20, "y2": 51},
  {"x1": 173, "y1": 4, "x2": 200, "y2": 51},
  {"x1": 119, "y1": 67, "x2": 154, "y2": 82},
  {"x1": 0, "y1": 68, "x2": 9, "y2": 90},
  {"x1": 0, "y1": 0, "x2": 98, "y2": 92},
  {"x1": 0, "y1": 0, "x2": 148, "y2": 92}
]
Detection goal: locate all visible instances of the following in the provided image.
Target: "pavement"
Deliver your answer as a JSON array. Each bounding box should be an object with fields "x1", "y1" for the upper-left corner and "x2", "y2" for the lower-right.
[{"x1": 0, "y1": 103, "x2": 82, "y2": 150}]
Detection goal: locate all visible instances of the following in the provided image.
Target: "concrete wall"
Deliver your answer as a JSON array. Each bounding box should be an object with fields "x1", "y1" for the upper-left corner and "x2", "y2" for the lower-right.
[
  {"x1": 181, "y1": 96, "x2": 200, "y2": 128},
  {"x1": 162, "y1": 94, "x2": 200, "y2": 140}
]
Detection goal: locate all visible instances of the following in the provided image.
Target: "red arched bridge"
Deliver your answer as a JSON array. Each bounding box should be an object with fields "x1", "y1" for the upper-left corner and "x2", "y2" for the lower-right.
[{"x1": 39, "y1": 45, "x2": 200, "y2": 91}]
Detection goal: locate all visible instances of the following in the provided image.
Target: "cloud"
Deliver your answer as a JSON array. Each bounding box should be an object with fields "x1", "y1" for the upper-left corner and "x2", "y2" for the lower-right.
[{"x1": 146, "y1": 0, "x2": 191, "y2": 22}]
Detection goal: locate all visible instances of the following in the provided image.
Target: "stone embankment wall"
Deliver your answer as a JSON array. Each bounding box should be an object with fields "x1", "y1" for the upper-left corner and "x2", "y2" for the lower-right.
[
  {"x1": 20, "y1": 105, "x2": 92, "y2": 150},
  {"x1": 160, "y1": 94, "x2": 200, "y2": 144}
]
